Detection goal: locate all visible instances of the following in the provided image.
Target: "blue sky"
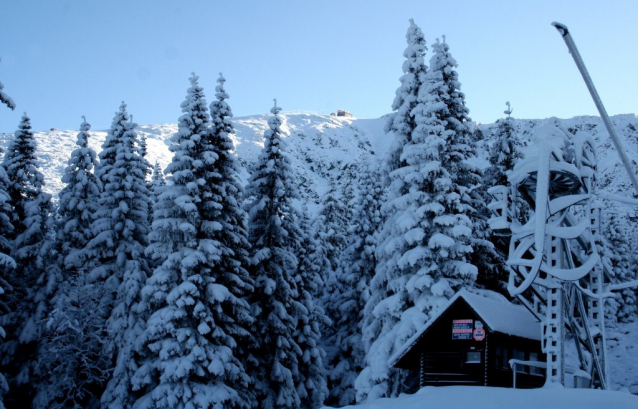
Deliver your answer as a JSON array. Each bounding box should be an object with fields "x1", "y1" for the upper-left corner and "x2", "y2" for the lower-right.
[{"x1": 1, "y1": 0, "x2": 637, "y2": 133}]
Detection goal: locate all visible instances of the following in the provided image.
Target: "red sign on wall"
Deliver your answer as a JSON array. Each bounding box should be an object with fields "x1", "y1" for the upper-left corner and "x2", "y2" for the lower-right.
[
  {"x1": 452, "y1": 319, "x2": 473, "y2": 340},
  {"x1": 473, "y1": 327, "x2": 486, "y2": 341}
]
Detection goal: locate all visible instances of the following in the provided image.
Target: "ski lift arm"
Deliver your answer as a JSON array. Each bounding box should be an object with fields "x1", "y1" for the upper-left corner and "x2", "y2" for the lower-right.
[{"x1": 552, "y1": 22, "x2": 638, "y2": 197}]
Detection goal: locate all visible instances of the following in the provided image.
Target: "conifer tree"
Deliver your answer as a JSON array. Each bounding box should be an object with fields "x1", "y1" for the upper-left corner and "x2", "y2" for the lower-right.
[
  {"x1": 326, "y1": 163, "x2": 382, "y2": 407},
  {"x1": 383, "y1": 19, "x2": 427, "y2": 183},
  {"x1": 0, "y1": 58, "x2": 15, "y2": 111},
  {"x1": 57, "y1": 117, "x2": 101, "y2": 268},
  {"x1": 132, "y1": 73, "x2": 253, "y2": 409},
  {"x1": 244, "y1": 100, "x2": 304, "y2": 409},
  {"x1": 0, "y1": 113, "x2": 54, "y2": 406},
  {"x1": 479, "y1": 111, "x2": 524, "y2": 291},
  {"x1": 294, "y1": 209, "x2": 329, "y2": 409},
  {"x1": 357, "y1": 38, "x2": 479, "y2": 401},
  {"x1": 0, "y1": 57, "x2": 15, "y2": 409},
  {"x1": 0, "y1": 159, "x2": 14, "y2": 409},
  {"x1": 149, "y1": 162, "x2": 165, "y2": 200},
  {"x1": 484, "y1": 114, "x2": 523, "y2": 188},
  {"x1": 73, "y1": 103, "x2": 150, "y2": 408},
  {"x1": 31, "y1": 117, "x2": 106, "y2": 409}
]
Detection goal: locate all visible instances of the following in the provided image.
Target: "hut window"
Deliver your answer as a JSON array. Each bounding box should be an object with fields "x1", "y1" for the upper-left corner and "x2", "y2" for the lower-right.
[
  {"x1": 529, "y1": 352, "x2": 543, "y2": 376},
  {"x1": 495, "y1": 347, "x2": 509, "y2": 369},
  {"x1": 513, "y1": 349, "x2": 527, "y2": 373},
  {"x1": 465, "y1": 350, "x2": 481, "y2": 364}
]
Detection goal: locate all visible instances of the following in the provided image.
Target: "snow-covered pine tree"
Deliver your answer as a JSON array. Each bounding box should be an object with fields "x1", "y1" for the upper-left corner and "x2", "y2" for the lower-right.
[
  {"x1": 244, "y1": 100, "x2": 305, "y2": 409},
  {"x1": 484, "y1": 114, "x2": 523, "y2": 188},
  {"x1": 0, "y1": 156, "x2": 14, "y2": 409},
  {"x1": 138, "y1": 134, "x2": 152, "y2": 188},
  {"x1": 0, "y1": 58, "x2": 16, "y2": 111},
  {"x1": 32, "y1": 274, "x2": 111, "y2": 409},
  {"x1": 357, "y1": 37, "x2": 479, "y2": 402},
  {"x1": 478, "y1": 111, "x2": 524, "y2": 292},
  {"x1": 316, "y1": 182, "x2": 350, "y2": 321},
  {"x1": 383, "y1": 19, "x2": 427, "y2": 184},
  {"x1": 0, "y1": 57, "x2": 15, "y2": 409},
  {"x1": 132, "y1": 73, "x2": 253, "y2": 409},
  {"x1": 149, "y1": 162, "x2": 165, "y2": 200},
  {"x1": 57, "y1": 117, "x2": 101, "y2": 268},
  {"x1": 326, "y1": 162, "x2": 383, "y2": 407},
  {"x1": 76, "y1": 103, "x2": 150, "y2": 408},
  {"x1": 294, "y1": 208, "x2": 329, "y2": 409},
  {"x1": 0, "y1": 113, "x2": 55, "y2": 407},
  {"x1": 32, "y1": 117, "x2": 105, "y2": 409}
]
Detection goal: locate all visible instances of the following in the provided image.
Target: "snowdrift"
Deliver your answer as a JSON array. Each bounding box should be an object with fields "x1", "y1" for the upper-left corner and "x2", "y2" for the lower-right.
[{"x1": 325, "y1": 385, "x2": 638, "y2": 409}]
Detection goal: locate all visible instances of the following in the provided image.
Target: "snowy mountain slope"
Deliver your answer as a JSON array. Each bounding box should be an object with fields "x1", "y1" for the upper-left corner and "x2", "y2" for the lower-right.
[
  {"x1": 1, "y1": 112, "x2": 637, "y2": 219},
  {"x1": 0, "y1": 113, "x2": 389, "y2": 215},
  {"x1": 1, "y1": 111, "x2": 638, "y2": 226}
]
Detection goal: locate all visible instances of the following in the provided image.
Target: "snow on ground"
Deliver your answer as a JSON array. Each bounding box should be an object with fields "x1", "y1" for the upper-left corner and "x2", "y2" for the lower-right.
[{"x1": 325, "y1": 385, "x2": 638, "y2": 409}]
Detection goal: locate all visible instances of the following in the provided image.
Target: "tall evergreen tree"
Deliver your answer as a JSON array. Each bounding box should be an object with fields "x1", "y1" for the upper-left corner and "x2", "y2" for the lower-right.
[
  {"x1": 0, "y1": 56, "x2": 15, "y2": 409},
  {"x1": 72, "y1": 103, "x2": 150, "y2": 408},
  {"x1": 0, "y1": 113, "x2": 54, "y2": 407},
  {"x1": 0, "y1": 58, "x2": 15, "y2": 111},
  {"x1": 32, "y1": 117, "x2": 105, "y2": 409},
  {"x1": 478, "y1": 112, "x2": 524, "y2": 292},
  {"x1": 326, "y1": 162, "x2": 383, "y2": 407},
  {"x1": 132, "y1": 73, "x2": 253, "y2": 409},
  {"x1": 244, "y1": 100, "x2": 305, "y2": 409},
  {"x1": 484, "y1": 115, "x2": 523, "y2": 188},
  {"x1": 57, "y1": 117, "x2": 101, "y2": 268},
  {"x1": 149, "y1": 162, "x2": 165, "y2": 200},
  {"x1": 294, "y1": 209, "x2": 329, "y2": 409},
  {"x1": 383, "y1": 19, "x2": 427, "y2": 183},
  {"x1": 357, "y1": 38, "x2": 479, "y2": 401}
]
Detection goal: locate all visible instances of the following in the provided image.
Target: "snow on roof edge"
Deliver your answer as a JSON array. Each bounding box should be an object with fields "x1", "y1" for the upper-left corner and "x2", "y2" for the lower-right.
[{"x1": 389, "y1": 290, "x2": 541, "y2": 368}]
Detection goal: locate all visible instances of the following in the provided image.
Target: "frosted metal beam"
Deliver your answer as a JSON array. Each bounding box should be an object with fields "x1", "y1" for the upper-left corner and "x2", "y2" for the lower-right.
[{"x1": 552, "y1": 22, "x2": 638, "y2": 197}]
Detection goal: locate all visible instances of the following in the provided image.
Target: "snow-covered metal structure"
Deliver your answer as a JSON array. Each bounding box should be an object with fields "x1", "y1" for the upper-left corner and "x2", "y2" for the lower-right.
[
  {"x1": 489, "y1": 125, "x2": 608, "y2": 388},
  {"x1": 487, "y1": 22, "x2": 638, "y2": 390}
]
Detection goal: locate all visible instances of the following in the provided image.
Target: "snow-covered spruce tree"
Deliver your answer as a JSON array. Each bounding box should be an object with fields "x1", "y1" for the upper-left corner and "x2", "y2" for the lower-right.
[
  {"x1": 31, "y1": 117, "x2": 105, "y2": 409},
  {"x1": 245, "y1": 100, "x2": 305, "y2": 409},
  {"x1": 484, "y1": 115, "x2": 523, "y2": 188},
  {"x1": 316, "y1": 182, "x2": 350, "y2": 319},
  {"x1": 149, "y1": 162, "x2": 165, "y2": 200},
  {"x1": 326, "y1": 162, "x2": 383, "y2": 407},
  {"x1": 0, "y1": 161, "x2": 14, "y2": 409},
  {"x1": 57, "y1": 117, "x2": 101, "y2": 268},
  {"x1": 357, "y1": 38, "x2": 480, "y2": 402},
  {"x1": 383, "y1": 19, "x2": 427, "y2": 184},
  {"x1": 76, "y1": 103, "x2": 150, "y2": 408},
  {"x1": 132, "y1": 73, "x2": 253, "y2": 409},
  {"x1": 0, "y1": 57, "x2": 15, "y2": 409},
  {"x1": 478, "y1": 113, "x2": 523, "y2": 292},
  {"x1": 0, "y1": 58, "x2": 16, "y2": 111},
  {"x1": 0, "y1": 113, "x2": 55, "y2": 407},
  {"x1": 33, "y1": 274, "x2": 111, "y2": 409},
  {"x1": 424, "y1": 39, "x2": 502, "y2": 295},
  {"x1": 294, "y1": 208, "x2": 329, "y2": 409}
]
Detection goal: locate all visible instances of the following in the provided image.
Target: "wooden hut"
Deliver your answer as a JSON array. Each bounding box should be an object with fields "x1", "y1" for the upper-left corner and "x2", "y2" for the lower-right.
[{"x1": 390, "y1": 290, "x2": 546, "y2": 389}]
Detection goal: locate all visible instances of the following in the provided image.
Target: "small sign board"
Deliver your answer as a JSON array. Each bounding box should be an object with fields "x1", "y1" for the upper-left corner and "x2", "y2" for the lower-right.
[
  {"x1": 452, "y1": 319, "x2": 473, "y2": 340},
  {"x1": 473, "y1": 327, "x2": 486, "y2": 341}
]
